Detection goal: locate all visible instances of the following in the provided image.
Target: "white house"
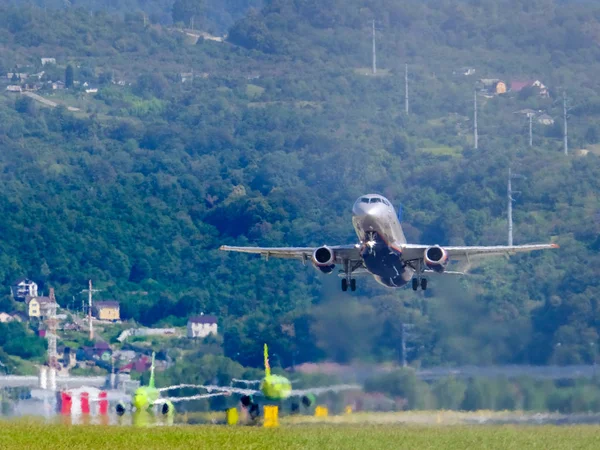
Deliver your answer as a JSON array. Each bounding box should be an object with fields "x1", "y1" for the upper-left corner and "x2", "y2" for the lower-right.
[
  {"x1": 187, "y1": 314, "x2": 218, "y2": 338},
  {"x1": 41, "y1": 58, "x2": 56, "y2": 66},
  {"x1": 537, "y1": 114, "x2": 555, "y2": 126},
  {"x1": 11, "y1": 278, "x2": 38, "y2": 302}
]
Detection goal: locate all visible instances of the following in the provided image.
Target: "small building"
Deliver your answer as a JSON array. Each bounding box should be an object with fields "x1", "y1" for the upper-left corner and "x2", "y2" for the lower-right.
[
  {"x1": 41, "y1": 58, "x2": 56, "y2": 66},
  {"x1": 92, "y1": 301, "x2": 120, "y2": 321},
  {"x1": 537, "y1": 114, "x2": 555, "y2": 126},
  {"x1": 51, "y1": 81, "x2": 65, "y2": 90},
  {"x1": 0, "y1": 312, "x2": 14, "y2": 323},
  {"x1": 6, "y1": 73, "x2": 28, "y2": 81},
  {"x1": 6, "y1": 85, "x2": 22, "y2": 92},
  {"x1": 187, "y1": 314, "x2": 218, "y2": 338},
  {"x1": 511, "y1": 80, "x2": 549, "y2": 98},
  {"x1": 11, "y1": 278, "x2": 39, "y2": 302},
  {"x1": 25, "y1": 296, "x2": 53, "y2": 318},
  {"x1": 479, "y1": 78, "x2": 507, "y2": 95}
]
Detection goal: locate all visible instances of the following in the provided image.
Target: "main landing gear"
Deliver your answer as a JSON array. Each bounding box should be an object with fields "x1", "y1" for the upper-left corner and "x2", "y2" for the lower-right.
[
  {"x1": 341, "y1": 278, "x2": 356, "y2": 292},
  {"x1": 412, "y1": 277, "x2": 427, "y2": 291},
  {"x1": 340, "y1": 260, "x2": 360, "y2": 292}
]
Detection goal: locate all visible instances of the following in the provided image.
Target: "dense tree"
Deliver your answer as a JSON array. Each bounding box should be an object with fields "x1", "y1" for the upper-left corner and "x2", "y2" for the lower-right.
[
  {"x1": 172, "y1": 0, "x2": 204, "y2": 28},
  {"x1": 65, "y1": 64, "x2": 74, "y2": 88}
]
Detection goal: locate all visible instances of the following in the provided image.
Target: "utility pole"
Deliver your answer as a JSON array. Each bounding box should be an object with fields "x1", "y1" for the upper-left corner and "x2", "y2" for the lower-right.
[
  {"x1": 81, "y1": 280, "x2": 102, "y2": 341},
  {"x1": 474, "y1": 90, "x2": 478, "y2": 149},
  {"x1": 371, "y1": 20, "x2": 377, "y2": 75},
  {"x1": 401, "y1": 323, "x2": 414, "y2": 367},
  {"x1": 404, "y1": 62, "x2": 409, "y2": 115},
  {"x1": 563, "y1": 91, "x2": 569, "y2": 156},
  {"x1": 508, "y1": 168, "x2": 514, "y2": 246},
  {"x1": 529, "y1": 113, "x2": 533, "y2": 147},
  {"x1": 507, "y1": 168, "x2": 524, "y2": 246}
]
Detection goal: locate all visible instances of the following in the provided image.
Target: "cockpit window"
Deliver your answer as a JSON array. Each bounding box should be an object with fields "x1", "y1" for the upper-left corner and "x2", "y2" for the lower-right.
[
  {"x1": 383, "y1": 199, "x2": 390, "y2": 206},
  {"x1": 370, "y1": 198, "x2": 382, "y2": 203},
  {"x1": 360, "y1": 197, "x2": 369, "y2": 203}
]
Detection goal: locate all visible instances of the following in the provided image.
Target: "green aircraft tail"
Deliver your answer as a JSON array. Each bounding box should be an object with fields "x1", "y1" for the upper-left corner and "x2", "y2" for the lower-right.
[
  {"x1": 149, "y1": 352, "x2": 156, "y2": 389},
  {"x1": 264, "y1": 344, "x2": 271, "y2": 377}
]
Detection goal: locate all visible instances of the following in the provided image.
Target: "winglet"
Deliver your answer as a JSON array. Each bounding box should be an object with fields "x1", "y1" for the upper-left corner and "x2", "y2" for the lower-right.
[
  {"x1": 264, "y1": 344, "x2": 271, "y2": 377},
  {"x1": 149, "y1": 352, "x2": 156, "y2": 389},
  {"x1": 551, "y1": 243, "x2": 560, "y2": 249}
]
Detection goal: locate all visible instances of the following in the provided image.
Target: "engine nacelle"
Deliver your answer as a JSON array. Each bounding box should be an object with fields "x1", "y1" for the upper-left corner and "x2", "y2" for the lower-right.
[
  {"x1": 312, "y1": 246, "x2": 335, "y2": 274},
  {"x1": 424, "y1": 246, "x2": 448, "y2": 273}
]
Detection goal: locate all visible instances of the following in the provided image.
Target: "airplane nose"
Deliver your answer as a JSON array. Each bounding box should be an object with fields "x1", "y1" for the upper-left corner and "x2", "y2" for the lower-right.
[
  {"x1": 353, "y1": 204, "x2": 377, "y2": 217},
  {"x1": 133, "y1": 395, "x2": 146, "y2": 411}
]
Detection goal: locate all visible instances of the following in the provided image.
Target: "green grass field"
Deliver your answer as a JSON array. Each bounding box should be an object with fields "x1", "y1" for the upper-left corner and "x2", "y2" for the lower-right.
[{"x1": 1, "y1": 420, "x2": 599, "y2": 450}]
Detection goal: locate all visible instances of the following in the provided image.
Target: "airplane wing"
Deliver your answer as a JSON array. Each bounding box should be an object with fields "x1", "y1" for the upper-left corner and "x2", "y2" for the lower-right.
[
  {"x1": 199, "y1": 384, "x2": 262, "y2": 396},
  {"x1": 220, "y1": 244, "x2": 361, "y2": 264},
  {"x1": 157, "y1": 393, "x2": 226, "y2": 404},
  {"x1": 400, "y1": 243, "x2": 558, "y2": 262},
  {"x1": 290, "y1": 384, "x2": 362, "y2": 397}
]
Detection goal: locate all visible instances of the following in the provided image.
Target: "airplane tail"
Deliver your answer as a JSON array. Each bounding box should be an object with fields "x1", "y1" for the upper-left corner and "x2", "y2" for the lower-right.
[
  {"x1": 264, "y1": 344, "x2": 271, "y2": 377},
  {"x1": 149, "y1": 352, "x2": 156, "y2": 389}
]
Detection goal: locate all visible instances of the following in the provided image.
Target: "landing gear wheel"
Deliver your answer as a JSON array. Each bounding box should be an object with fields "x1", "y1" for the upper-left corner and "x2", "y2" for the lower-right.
[
  {"x1": 341, "y1": 279, "x2": 348, "y2": 292},
  {"x1": 412, "y1": 278, "x2": 419, "y2": 291},
  {"x1": 350, "y1": 279, "x2": 356, "y2": 292},
  {"x1": 421, "y1": 278, "x2": 428, "y2": 290}
]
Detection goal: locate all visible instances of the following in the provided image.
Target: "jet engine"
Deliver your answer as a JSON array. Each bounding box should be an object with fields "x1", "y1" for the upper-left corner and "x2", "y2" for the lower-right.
[
  {"x1": 302, "y1": 394, "x2": 315, "y2": 407},
  {"x1": 424, "y1": 246, "x2": 448, "y2": 272},
  {"x1": 240, "y1": 395, "x2": 260, "y2": 419},
  {"x1": 116, "y1": 401, "x2": 126, "y2": 416},
  {"x1": 161, "y1": 400, "x2": 175, "y2": 416},
  {"x1": 312, "y1": 246, "x2": 335, "y2": 274}
]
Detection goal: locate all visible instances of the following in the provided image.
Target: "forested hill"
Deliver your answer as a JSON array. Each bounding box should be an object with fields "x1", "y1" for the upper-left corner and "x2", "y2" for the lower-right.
[
  {"x1": 7, "y1": 0, "x2": 263, "y2": 35},
  {"x1": 0, "y1": 1, "x2": 599, "y2": 369}
]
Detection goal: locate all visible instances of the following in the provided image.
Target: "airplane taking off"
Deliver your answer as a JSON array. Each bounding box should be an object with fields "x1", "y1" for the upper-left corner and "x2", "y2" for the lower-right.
[
  {"x1": 220, "y1": 194, "x2": 558, "y2": 291},
  {"x1": 202, "y1": 344, "x2": 360, "y2": 418}
]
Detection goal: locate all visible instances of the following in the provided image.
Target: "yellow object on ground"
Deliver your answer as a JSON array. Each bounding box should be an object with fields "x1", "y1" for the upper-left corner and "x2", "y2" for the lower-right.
[
  {"x1": 315, "y1": 406, "x2": 328, "y2": 417},
  {"x1": 226, "y1": 408, "x2": 239, "y2": 426},
  {"x1": 263, "y1": 405, "x2": 279, "y2": 427},
  {"x1": 345, "y1": 406, "x2": 352, "y2": 415}
]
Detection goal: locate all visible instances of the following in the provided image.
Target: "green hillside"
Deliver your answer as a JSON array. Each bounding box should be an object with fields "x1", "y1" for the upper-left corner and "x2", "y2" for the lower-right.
[{"x1": 0, "y1": 1, "x2": 599, "y2": 371}]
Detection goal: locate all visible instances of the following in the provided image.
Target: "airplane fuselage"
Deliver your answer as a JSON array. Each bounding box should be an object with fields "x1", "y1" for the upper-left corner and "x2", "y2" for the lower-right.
[
  {"x1": 351, "y1": 194, "x2": 414, "y2": 287},
  {"x1": 260, "y1": 374, "x2": 292, "y2": 400}
]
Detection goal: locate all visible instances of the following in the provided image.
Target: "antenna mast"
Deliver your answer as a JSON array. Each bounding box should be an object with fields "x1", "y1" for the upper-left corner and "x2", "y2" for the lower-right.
[
  {"x1": 372, "y1": 19, "x2": 377, "y2": 75},
  {"x1": 46, "y1": 288, "x2": 58, "y2": 371}
]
